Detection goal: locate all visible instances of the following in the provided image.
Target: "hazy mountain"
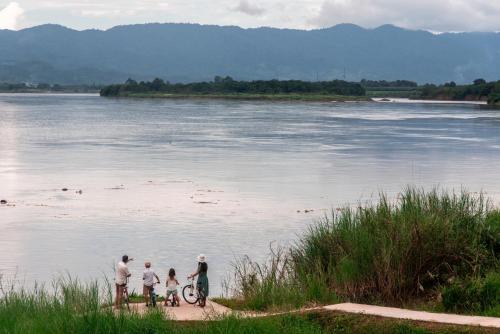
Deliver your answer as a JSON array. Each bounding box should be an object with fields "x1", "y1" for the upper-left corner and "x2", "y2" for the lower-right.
[{"x1": 1, "y1": 23, "x2": 499, "y2": 85}]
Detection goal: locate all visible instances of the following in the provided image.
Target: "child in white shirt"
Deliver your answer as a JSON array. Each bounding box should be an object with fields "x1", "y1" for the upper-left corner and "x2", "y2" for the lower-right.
[{"x1": 165, "y1": 268, "x2": 180, "y2": 306}]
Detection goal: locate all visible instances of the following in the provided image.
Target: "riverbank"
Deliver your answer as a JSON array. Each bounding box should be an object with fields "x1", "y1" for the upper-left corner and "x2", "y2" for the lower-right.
[
  {"x1": 1, "y1": 280, "x2": 498, "y2": 334},
  {"x1": 217, "y1": 188, "x2": 499, "y2": 317},
  {"x1": 102, "y1": 91, "x2": 371, "y2": 102}
]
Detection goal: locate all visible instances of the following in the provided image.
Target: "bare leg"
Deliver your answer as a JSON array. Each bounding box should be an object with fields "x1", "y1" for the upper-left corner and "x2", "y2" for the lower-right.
[
  {"x1": 144, "y1": 287, "x2": 150, "y2": 306},
  {"x1": 115, "y1": 284, "x2": 123, "y2": 308},
  {"x1": 115, "y1": 284, "x2": 119, "y2": 307}
]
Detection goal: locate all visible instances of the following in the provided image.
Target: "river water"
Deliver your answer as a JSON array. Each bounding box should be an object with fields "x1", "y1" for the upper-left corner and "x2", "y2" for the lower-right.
[{"x1": 1, "y1": 94, "x2": 499, "y2": 296}]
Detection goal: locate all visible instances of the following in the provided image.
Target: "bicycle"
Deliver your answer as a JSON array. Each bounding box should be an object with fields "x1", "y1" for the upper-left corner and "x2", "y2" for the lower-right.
[
  {"x1": 182, "y1": 278, "x2": 206, "y2": 306},
  {"x1": 121, "y1": 281, "x2": 130, "y2": 311},
  {"x1": 149, "y1": 279, "x2": 160, "y2": 307},
  {"x1": 165, "y1": 289, "x2": 178, "y2": 307}
]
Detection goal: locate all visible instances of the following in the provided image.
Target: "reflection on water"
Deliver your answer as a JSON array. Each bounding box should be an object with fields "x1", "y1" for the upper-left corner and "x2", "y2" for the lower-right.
[{"x1": 1, "y1": 94, "x2": 500, "y2": 295}]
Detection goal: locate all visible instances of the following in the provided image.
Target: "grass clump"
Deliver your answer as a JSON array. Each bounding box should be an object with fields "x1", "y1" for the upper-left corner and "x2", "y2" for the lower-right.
[
  {"x1": 228, "y1": 188, "x2": 499, "y2": 310},
  {"x1": 0, "y1": 278, "x2": 172, "y2": 333},
  {"x1": 224, "y1": 247, "x2": 338, "y2": 311},
  {"x1": 442, "y1": 271, "x2": 500, "y2": 316},
  {"x1": 0, "y1": 277, "x2": 496, "y2": 333}
]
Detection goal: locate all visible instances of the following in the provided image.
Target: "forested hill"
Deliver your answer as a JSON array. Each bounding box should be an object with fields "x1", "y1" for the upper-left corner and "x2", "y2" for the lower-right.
[{"x1": 1, "y1": 23, "x2": 500, "y2": 85}]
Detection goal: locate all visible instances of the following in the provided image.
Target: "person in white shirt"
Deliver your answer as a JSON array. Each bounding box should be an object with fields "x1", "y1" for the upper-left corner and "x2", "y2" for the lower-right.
[
  {"x1": 115, "y1": 254, "x2": 132, "y2": 308},
  {"x1": 165, "y1": 268, "x2": 180, "y2": 307},
  {"x1": 143, "y1": 261, "x2": 160, "y2": 307}
]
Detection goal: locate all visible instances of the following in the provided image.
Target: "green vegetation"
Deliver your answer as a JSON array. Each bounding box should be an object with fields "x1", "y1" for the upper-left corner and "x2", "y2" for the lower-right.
[
  {"x1": 0, "y1": 278, "x2": 495, "y2": 333},
  {"x1": 488, "y1": 93, "x2": 500, "y2": 106},
  {"x1": 100, "y1": 77, "x2": 500, "y2": 105},
  {"x1": 442, "y1": 271, "x2": 500, "y2": 316},
  {"x1": 1, "y1": 188, "x2": 498, "y2": 332},
  {"x1": 223, "y1": 188, "x2": 499, "y2": 312},
  {"x1": 414, "y1": 80, "x2": 500, "y2": 105},
  {"x1": 0, "y1": 82, "x2": 101, "y2": 93},
  {"x1": 108, "y1": 92, "x2": 370, "y2": 102},
  {"x1": 99, "y1": 76, "x2": 366, "y2": 99},
  {"x1": 362, "y1": 79, "x2": 419, "y2": 98}
]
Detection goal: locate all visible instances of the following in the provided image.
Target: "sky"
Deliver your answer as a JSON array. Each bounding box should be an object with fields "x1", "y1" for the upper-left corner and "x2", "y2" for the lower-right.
[{"x1": 1, "y1": 0, "x2": 500, "y2": 32}]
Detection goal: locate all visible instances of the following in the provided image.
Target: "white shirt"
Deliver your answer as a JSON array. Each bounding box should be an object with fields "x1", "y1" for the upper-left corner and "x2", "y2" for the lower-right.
[
  {"x1": 166, "y1": 277, "x2": 178, "y2": 291},
  {"x1": 143, "y1": 268, "x2": 156, "y2": 287},
  {"x1": 115, "y1": 261, "x2": 130, "y2": 285}
]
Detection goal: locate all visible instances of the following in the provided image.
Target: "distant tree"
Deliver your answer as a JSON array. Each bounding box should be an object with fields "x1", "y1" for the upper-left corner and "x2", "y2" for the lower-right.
[
  {"x1": 473, "y1": 78, "x2": 486, "y2": 85},
  {"x1": 150, "y1": 78, "x2": 165, "y2": 91},
  {"x1": 444, "y1": 81, "x2": 456, "y2": 87},
  {"x1": 37, "y1": 83, "x2": 51, "y2": 90},
  {"x1": 125, "y1": 78, "x2": 138, "y2": 85}
]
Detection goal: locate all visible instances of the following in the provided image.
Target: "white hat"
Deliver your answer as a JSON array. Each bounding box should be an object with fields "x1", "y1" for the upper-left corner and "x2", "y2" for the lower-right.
[{"x1": 197, "y1": 254, "x2": 206, "y2": 263}]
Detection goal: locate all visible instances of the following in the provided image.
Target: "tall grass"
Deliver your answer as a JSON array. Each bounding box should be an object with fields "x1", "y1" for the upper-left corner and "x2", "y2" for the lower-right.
[
  {"x1": 0, "y1": 278, "x2": 326, "y2": 333},
  {"x1": 224, "y1": 247, "x2": 337, "y2": 311},
  {"x1": 0, "y1": 277, "x2": 172, "y2": 333},
  {"x1": 228, "y1": 188, "x2": 499, "y2": 310}
]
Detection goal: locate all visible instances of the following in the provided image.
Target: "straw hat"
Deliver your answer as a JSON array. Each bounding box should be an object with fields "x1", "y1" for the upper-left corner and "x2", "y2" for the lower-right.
[{"x1": 197, "y1": 254, "x2": 206, "y2": 263}]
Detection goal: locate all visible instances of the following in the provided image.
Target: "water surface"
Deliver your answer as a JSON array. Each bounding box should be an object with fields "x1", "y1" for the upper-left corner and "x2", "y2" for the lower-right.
[{"x1": 1, "y1": 94, "x2": 499, "y2": 295}]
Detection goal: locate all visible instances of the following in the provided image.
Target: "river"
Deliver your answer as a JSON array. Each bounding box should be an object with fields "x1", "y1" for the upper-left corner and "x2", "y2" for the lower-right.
[{"x1": 1, "y1": 94, "x2": 499, "y2": 295}]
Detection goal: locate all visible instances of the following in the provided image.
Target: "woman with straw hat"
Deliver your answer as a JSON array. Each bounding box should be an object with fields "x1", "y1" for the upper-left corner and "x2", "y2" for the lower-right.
[{"x1": 188, "y1": 254, "x2": 209, "y2": 307}]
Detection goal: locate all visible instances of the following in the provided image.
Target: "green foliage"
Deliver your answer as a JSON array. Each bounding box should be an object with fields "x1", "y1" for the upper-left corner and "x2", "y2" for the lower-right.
[
  {"x1": 100, "y1": 77, "x2": 366, "y2": 97},
  {"x1": 487, "y1": 93, "x2": 500, "y2": 106},
  {"x1": 293, "y1": 188, "x2": 498, "y2": 302},
  {"x1": 360, "y1": 79, "x2": 418, "y2": 88},
  {"x1": 415, "y1": 80, "x2": 500, "y2": 104},
  {"x1": 442, "y1": 271, "x2": 500, "y2": 316},
  {"x1": 0, "y1": 278, "x2": 492, "y2": 333},
  {"x1": 229, "y1": 188, "x2": 499, "y2": 310},
  {"x1": 0, "y1": 82, "x2": 101, "y2": 93},
  {"x1": 224, "y1": 248, "x2": 338, "y2": 311}
]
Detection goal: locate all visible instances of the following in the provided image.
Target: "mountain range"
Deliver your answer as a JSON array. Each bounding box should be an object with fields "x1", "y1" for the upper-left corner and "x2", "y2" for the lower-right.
[{"x1": 1, "y1": 23, "x2": 499, "y2": 85}]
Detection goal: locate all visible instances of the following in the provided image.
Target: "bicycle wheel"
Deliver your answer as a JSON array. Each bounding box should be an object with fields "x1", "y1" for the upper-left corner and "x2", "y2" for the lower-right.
[
  {"x1": 182, "y1": 284, "x2": 198, "y2": 304},
  {"x1": 151, "y1": 288, "x2": 157, "y2": 307},
  {"x1": 123, "y1": 288, "x2": 130, "y2": 311}
]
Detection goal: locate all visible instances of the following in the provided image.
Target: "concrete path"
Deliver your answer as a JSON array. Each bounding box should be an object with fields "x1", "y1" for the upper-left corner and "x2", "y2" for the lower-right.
[
  {"x1": 123, "y1": 300, "x2": 231, "y2": 320},
  {"x1": 118, "y1": 300, "x2": 500, "y2": 328},
  {"x1": 324, "y1": 303, "x2": 500, "y2": 329}
]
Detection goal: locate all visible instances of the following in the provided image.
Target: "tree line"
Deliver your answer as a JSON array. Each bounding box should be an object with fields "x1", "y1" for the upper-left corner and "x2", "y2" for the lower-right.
[
  {"x1": 416, "y1": 79, "x2": 500, "y2": 105},
  {"x1": 100, "y1": 76, "x2": 366, "y2": 96},
  {"x1": 0, "y1": 82, "x2": 101, "y2": 93}
]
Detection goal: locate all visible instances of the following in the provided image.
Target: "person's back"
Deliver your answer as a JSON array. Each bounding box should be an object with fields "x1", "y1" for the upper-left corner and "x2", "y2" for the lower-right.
[
  {"x1": 114, "y1": 255, "x2": 132, "y2": 308},
  {"x1": 143, "y1": 262, "x2": 160, "y2": 307},
  {"x1": 116, "y1": 260, "x2": 130, "y2": 285},
  {"x1": 165, "y1": 268, "x2": 180, "y2": 306},
  {"x1": 143, "y1": 267, "x2": 156, "y2": 287}
]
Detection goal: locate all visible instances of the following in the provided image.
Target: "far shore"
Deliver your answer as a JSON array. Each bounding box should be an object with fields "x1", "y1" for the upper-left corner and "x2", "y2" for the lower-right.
[{"x1": 102, "y1": 92, "x2": 372, "y2": 102}]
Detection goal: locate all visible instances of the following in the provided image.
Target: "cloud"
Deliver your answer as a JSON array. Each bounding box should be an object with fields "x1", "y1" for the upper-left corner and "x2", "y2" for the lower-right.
[
  {"x1": 0, "y1": 2, "x2": 24, "y2": 30},
  {"x1": 312, "y1": 0, "x2": 500, "y2": 32},
  {"x1": 234, "y1": 0, "x2": 266, "y2": 16}
]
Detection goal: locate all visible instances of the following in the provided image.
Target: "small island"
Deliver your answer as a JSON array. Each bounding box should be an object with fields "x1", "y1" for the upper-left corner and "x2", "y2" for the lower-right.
[
  {"x1": 99, "y1": 76, "x2": 369, "y2": 102},
  {"x1": 100, "y1": 77, "x2": 500, "y2": 106}
]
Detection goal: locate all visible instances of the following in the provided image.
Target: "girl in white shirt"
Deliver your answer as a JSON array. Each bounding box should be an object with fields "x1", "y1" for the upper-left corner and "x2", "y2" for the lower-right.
[{"x1": 165, "y1": 268, "x2": 180, "y2": 306}]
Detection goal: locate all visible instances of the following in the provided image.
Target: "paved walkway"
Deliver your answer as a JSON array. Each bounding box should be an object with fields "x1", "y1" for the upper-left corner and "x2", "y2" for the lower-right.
[
  {"x1": 119, "y1": 301, "x2": 500, "y2": 328},
  {"x1": 324, "y1": 303, "x2": 500, "y2": 329},
  {"x1": 123, "y1": 300, "x2": 231, "y2": 320}
]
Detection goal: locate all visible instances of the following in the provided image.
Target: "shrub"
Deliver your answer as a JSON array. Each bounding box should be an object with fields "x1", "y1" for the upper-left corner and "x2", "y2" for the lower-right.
[
  {"x1": 230, "y1": 188, "x2": 499, "y2": 310},
  {"x1": 442, "y1": 272, "x2": 500, "y2": 316},
  {"x1": 293, "y1": 188, "x2": 498, "y2": 302}
]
